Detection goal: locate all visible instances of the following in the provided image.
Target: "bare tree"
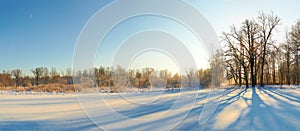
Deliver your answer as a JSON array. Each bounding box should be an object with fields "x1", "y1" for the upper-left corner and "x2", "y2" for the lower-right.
[
  {"x1": 210, "y1": 51, "x2": 225, "y2": 87},
  {"x1": 11, "y1": 69, "x2": 22, "y2": 87},
  {"x1": 223, "y1": 23, "x2": 257, "y2": 88},
  {"x1": 65, "y1": 68, "x2": 73, "y2": 84},
  {"x1": 258, "y1": 12, "x2": 280, "y2": 87},
  {"x1": 50, "y1": 67, "x2": 60, "y2": 83},
  {"x1": 0, "y1": 71, "x2": 13, "y2": 87},
  {"x1": 31, "y1": 67, "x2": 45, "y2": 86},
  {"x1": 242, "y1": 19, "x2": 260, "y2": 87},
  {"x1": 290, "y1": 21, "x2": 300, "y2": 85},
  {"x1": 283, "y1": 32, "x2": 292, "y2": 85},
  {"x1": 112, "y1": 66, "x2": 129, "y2": 92}
]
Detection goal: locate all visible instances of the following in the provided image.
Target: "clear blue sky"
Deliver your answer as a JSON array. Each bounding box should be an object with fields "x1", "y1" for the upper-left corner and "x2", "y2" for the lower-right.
[
  {"x1": 1, "y1": 0, "x2": 299, "y2": 75},
  {"x1": 0, "y1": 0, "x2": 111, "y2": 74}
]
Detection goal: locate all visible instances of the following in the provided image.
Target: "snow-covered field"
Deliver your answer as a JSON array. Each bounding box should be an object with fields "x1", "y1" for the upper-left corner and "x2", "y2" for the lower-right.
[{"x1": 0, "y1": 87, "x2": 300, "y2": 130}]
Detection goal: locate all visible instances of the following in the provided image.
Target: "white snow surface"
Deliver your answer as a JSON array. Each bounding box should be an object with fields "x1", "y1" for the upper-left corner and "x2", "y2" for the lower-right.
[{"x1": 0, "y1": 86, "x2": 300, "y2": 130}]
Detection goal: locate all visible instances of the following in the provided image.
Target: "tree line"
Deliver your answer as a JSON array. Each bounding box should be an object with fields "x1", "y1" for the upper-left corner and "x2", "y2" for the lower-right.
[
  {"x1": 0, "y1": 66, "x2": 215, "y2": 92},
  {"x1": 0, "y1": 67, "x2": 74, "y2": 92}
]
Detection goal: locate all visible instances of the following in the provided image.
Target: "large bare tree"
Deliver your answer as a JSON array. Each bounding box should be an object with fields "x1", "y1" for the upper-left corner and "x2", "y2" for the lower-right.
[{"x1": 258, "y1": 12, "x2": 280, "y2": 87}]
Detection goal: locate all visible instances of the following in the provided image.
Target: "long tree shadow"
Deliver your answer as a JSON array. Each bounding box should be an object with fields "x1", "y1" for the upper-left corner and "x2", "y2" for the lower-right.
[
  {"x1": 172, "y1": 87, "x2": 246, "y2": 130},
  {"x1": 118, "y1": 93, "x2": 212, "y2": 131},
  {"x1": 84, "y1": 91, "x2": 208, "y2": 130},
  {"x1": 108, "y1": 87, "x2": 300, "y2": 130},
  {"x1": 263, "y1": 87, "x2": 300, "y2": 103},
  {"x1": 206, "y1": 87, "x2": 270, "y2": 130},
  {"x1": 184, "y1": 86, "x2": 286, "y2": 130},
  {"x1": 0, "y1": 118, "x2": 100, "y2": 131},
  {"x1": 227, "y1": 87, "x2": 300, "y2": 130},
  {"x1": 114, "y1": 87, "x2": 300, "y2": 130}
]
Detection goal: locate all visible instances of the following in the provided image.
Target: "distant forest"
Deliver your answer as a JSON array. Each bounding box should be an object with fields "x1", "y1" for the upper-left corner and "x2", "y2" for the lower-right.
[
  {"x1": 0, "y1": 12, "x2": 300, "y2": 92},
  {"x1": 0, "y1": 66, "x2": 211, "y2": 93}
]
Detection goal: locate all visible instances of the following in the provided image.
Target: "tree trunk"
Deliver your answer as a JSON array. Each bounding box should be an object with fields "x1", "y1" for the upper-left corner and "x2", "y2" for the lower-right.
[
  {"x1": 250, "y1": 54, "x2": 255, "y2": 87},
  {"x1": 273, "y1": 60, "x2": 276, "y2": 84},
  {"x1": 260, "y1": 44, "x2": 267, "y2": 87}
]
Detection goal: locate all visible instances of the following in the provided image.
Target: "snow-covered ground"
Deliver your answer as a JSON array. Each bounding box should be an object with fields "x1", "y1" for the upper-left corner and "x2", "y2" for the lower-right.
[{"x1": 0, "y1": 87, "x2": 299, "y2": 130}]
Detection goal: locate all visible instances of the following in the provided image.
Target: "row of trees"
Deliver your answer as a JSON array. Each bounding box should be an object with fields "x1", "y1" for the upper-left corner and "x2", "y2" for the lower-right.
[
  {"x1": 0, "y1": 67, "x2": 73, "y2": 88},
  {"x1": 71, "y1": 66, "x2": 212, "y2": 91},
  {"x1": 0, "y1": 66, "x2": 215, "y2": 92},
  {"x1": 222, "y1": 12, "x2": 300, "y2": 88}
]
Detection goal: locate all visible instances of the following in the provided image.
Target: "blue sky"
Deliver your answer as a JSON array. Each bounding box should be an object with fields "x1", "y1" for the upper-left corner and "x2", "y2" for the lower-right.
[
  {"x1": 1, "y1": 0, "x2": 299, "y2": 74},
  {"x1": 189, "y1": 0, "x2": 300, "y2": 42},
  {"x1": 0, "y1": 0, "x2": 111, "y2": 74}
]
